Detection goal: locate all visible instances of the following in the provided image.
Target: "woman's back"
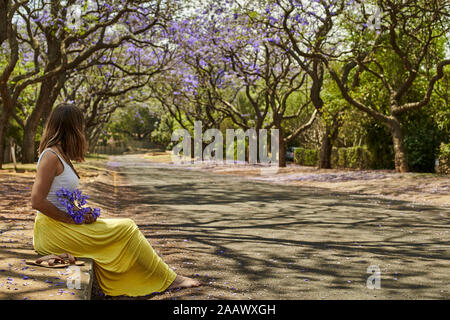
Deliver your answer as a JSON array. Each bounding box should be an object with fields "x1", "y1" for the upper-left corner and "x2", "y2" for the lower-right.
[{"x1": 36, "y1": 148, "x2": 79, "y2": 213}]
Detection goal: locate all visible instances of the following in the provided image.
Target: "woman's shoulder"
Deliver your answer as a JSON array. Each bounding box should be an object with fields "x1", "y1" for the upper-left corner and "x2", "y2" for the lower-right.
[
  {"x1": 39, "y1": 149, "x2": 59, "y2": 164},
  {"x1": 38, "y1": 148, "x2": 65, "y2": 169},
  {"x1": 39, "y1": 147, "x2": 59, "y2": 159},
  {"x1": 41, "y1": 146, "x2": 67, "y2": 159}
]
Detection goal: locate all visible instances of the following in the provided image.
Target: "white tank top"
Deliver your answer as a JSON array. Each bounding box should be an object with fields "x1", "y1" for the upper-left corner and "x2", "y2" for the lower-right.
[{"x1": 36, "y1": 148, "x2": 80, "y2": 213}]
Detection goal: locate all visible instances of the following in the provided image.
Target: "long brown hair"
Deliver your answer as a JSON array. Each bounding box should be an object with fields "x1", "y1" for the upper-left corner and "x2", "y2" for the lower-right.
[{"x1": 39, "y1": 103, "x2": 87, "y2": 162}]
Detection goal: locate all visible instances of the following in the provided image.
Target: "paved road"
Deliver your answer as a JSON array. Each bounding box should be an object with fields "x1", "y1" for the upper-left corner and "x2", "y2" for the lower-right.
[{"x1": 89, "y1": 154, "x2": 449, "y2": 300}]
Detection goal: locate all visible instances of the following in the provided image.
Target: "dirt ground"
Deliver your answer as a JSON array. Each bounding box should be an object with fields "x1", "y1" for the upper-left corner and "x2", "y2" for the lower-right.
[{"x1": 0, "y1": 160, "x2": 106, "y2": 300}]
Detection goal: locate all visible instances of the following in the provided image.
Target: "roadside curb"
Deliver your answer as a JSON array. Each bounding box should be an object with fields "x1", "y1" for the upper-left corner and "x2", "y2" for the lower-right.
[
  {"x1": 0, "y1": 225, "x2": 94, "y2": 300},
  {"x1": 0, "y1": 160, "x2": 109, "y2": 300}
]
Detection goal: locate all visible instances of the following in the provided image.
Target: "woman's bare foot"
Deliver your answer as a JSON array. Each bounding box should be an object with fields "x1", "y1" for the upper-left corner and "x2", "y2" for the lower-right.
[{"x1": 166, "y1": 275, "x2": 201, "y2": 291}]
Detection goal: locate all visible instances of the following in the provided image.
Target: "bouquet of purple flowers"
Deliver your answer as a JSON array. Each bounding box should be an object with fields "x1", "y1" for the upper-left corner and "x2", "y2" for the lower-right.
[{"x1": 55, "y1": 187, "x2": 101, "y2": 224}]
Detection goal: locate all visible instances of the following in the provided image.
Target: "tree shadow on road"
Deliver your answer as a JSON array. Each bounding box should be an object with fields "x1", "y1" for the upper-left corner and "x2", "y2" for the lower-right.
[{"x1": 87, "y1": 166, "x2": 450, "y2": 300}]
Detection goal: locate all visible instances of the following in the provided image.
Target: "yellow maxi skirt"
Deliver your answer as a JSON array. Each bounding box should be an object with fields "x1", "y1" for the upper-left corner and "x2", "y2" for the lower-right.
[{"x1": 33, "y1": 212, "x2": 177, "y2": 297}]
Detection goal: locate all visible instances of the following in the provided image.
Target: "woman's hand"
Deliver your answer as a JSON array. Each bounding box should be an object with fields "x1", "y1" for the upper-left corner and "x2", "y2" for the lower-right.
[
  {"x1": 62, "y1": 208, "x2": 97, "y2": 224},
  {"x1": 83, "y1": 208, "x2": 98, "y2": 224},
  {"x1": 62, "y1": 214, "x2": 78, "y2": 224}
]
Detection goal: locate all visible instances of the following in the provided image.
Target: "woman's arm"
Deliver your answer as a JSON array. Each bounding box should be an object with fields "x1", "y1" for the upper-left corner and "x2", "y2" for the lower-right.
[{"x1": 31, "y1": 151, "x2": 76, "y2": 224}]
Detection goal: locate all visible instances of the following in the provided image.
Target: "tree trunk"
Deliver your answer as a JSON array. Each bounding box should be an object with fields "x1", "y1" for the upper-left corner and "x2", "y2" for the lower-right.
[
  {"x1": 278, "y1": 127, "x2": 286, "y2": 168},
  {"x1": 388, "y1": 117, "x2": 409, "y2": 173},
  {"x1": 87, "y1": 126, "x2": 102, "y2": 153},
  {"x1": 0, "y1": 109, "x2": 11, "y2": 169},
  {"x1": 0, "y1": 0, "x2": 8, "y2": 45},
  {"x1": 0, "y1": 82, "x2": 14, "y2": 169},
  {"x1": 21, "y1": 73, "x2": 63, "y2": 163},
  {"x1": 190, "y1": 136, "x2": 195, "y2": 161},
  {"x1": 21, "y1": 123, "x2": 38, "y2": 164},
  {"x1": 319, "y1": 114, "x2": 341, "y2": 169},
  {"x1": 22, "y1": 27, "x2": 64, "y2": 163},
  {"x1": 319, "y1": 131, "x2": 333, "y2": 169},
  {"x1": 21, "y1": 101, "x2": 48, "y2": 164},
  {"x1": 254, "y1": 124, "x2": 262, "y2": 164}
]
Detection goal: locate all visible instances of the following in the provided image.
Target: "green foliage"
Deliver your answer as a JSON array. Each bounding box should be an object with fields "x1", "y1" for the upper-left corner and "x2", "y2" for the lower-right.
[
  {"x1": 222, "y1": 136, "x2": 251, "y2": 162},
  {"x1": 304, "y1": 149, "x2": 319, "y2": 166},
  {"x1": 337, "y1": 147, "x2": 347, "y2": 168},
  {"x1": 151, "y1": 113, "x2": 175, "y2": 149},
  {"x1": 294, "y1": 148, "x2": 319, "y2": 166},
  {"x1": 363, "y1": 119, "x2": 395, "y2": 169},
  {"x1": 348, "y1": 146, "x2": 371, "y2": 169},
  {"x1": 437, "y1": 143, "x2": 450, "y2": 174},
  {"x1": 333, "y1": 146, "x2": 372, "y2": 169},
  {"x1": 6, "y1": 118, "x2": 23, "y2": 145},
  {"x1": 296, "y1": 146, "x2": 372, "y2": 169},
  {"x1": 432, "y1": 70, "x2": 450, "y2": 142},
  {"x1": 402, "y1": 109, "x2": 441, "y2": 173},
  {"x1": 108, "y1": 105, "x2": 158, "y2": 142}
]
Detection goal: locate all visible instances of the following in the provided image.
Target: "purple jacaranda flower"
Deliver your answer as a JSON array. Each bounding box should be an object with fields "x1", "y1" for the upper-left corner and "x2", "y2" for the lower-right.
[{"x1": 56, "y1": 188, "x2": 101, "y2": 223}]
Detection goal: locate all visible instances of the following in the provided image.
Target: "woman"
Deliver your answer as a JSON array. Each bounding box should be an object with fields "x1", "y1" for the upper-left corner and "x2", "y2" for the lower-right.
[{"x1": 31, "y1": 103, "x2": 200, "y2": 297}]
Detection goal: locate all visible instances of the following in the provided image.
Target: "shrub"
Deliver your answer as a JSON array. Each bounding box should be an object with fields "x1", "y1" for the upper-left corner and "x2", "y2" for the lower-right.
[
  {"x1": 331, "y1": 148, "x2": 339, "y2": 168},
  {"x1": 294, "y1": 148, "x2": 319, "y2": 166},
  {"x1": 337, "y1": 148, "x2": 347, "y2": 168},
  {"x1": 295, "y1": 145, "x2": 383, "y2": 170},
  {"x1": 437, "y1": 143, "x2": 450, "y2": 174},
  {"x1": 333, "y1": 146, "x2": 372, "y2": 169},
  {"x1": 364, "y1": 119, "x2": 395, "y2": 169},
  {"x1": 346, "y1": 147, "x2": 359, "y2": 168},
  {"x1": 347, "y1": 146, "x2": 372, "y2": 169},
  {"x1": 403, "y1": 108, "x2": 441, "y2": 172},
  {"x1": 304, "y1": 149, "x2": 319, "y2": 166},
  {"x1": 294, "y1": 148, "x2": 303, "y2": 164}
]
